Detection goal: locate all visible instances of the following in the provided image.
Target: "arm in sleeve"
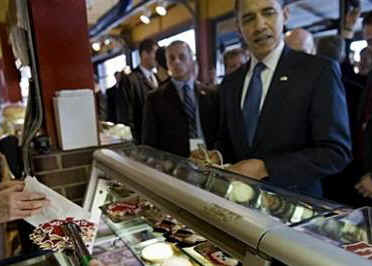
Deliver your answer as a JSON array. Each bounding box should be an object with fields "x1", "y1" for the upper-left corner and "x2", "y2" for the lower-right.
[
  {"x1": 116, "y1": 75, "x2": 134, "y2": 127},
  {"x1": 214, "y1": 84, "x2": 235, "y2": 163},
  {"x1": 263, "y1": 61, "x2": 352, "y2": 188},
  {"x1": 142, "y1": 93, "x2": 159, "y2": 148}
]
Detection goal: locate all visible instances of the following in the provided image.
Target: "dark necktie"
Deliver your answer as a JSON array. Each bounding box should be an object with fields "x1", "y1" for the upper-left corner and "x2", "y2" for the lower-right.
[
  {"x1": 243, "y1": 62, "x2": 266, "y2": 146},
  {"x1": 183, "y1": 84, "x2": 198, "y2": 138}
]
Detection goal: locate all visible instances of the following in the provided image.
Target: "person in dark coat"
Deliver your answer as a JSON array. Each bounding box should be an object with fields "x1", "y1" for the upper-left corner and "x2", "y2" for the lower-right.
[
  {"x1": 117, "y1": 39, "x2": 159, "y2": 143},
  {"x1": 142, "y1": 41, "x2": 219, "y2": 157},
  {"x1": 217, "y1": 0, "x2": 351, "y2": 197}
]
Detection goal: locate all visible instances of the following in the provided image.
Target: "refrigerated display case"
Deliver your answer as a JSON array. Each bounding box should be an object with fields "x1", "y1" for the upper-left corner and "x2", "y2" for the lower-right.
[
  {"x1": 4, "y1": 145, "x2": 372, "y2": 266},
  {"x1": 82, "y1": 146, "x2": 372, "y2": 266}
]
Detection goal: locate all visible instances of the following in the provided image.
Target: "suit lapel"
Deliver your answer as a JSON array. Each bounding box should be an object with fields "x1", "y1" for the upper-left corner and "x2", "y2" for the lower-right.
[
  {"x1": 163, "y1": 81, "x2": 185, "y2": 115},
  {"x1": 134, "y1": 68, "x2": 156, "y2": 97},
  {"x1": 254, "y1": 46, "x2": 295, "y2": 147},
  {"x1": 232, "y1": 64, "x2": 252, "y2": 156},
  {"x1": 196, "y1": 83, "x2": 209, "y2": 137}
]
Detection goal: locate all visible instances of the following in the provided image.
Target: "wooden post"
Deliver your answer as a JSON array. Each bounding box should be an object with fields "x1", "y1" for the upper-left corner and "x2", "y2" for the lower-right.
[
  {"x1": 195, "y1": 0, "x2": 214, "y2": 84},
  {"x1": 28, "y1": 0, "x2": 95, "y2": 146}
]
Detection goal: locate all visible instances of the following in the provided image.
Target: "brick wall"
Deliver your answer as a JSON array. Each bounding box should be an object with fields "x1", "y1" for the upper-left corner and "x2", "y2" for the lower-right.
[{"x1": 31, "y1": 143, "x2": 127, "y2": 205}]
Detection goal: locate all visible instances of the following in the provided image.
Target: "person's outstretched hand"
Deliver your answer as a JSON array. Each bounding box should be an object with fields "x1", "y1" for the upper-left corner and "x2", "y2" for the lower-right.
[{"x1": 0, "y1": 183, "x2": 49, "y2": 223}]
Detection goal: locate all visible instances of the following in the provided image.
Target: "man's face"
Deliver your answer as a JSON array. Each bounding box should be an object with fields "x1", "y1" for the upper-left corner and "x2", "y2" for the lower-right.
[
  {"x1": 237, "y1": 0, "x2": 289, "y2": 60},
  {"x1": 363, "y1": 24, "x2": 372, "y2": 48},
  {"x1": 166, "y1": 44, "x2": 194, "y2": 81},
  {"x1": 225, "y1": 54, "x2": 247, "y2": 75},
  {"x1": 142, "y1": 45, "x2": 158, "y2": 69}
]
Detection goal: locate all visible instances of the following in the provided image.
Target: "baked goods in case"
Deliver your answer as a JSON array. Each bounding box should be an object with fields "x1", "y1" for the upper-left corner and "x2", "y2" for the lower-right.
[
  {"x1": 106, "y1": 202, "x2": 142, "y2": 218},
  {"x1": 100, "y1": 196, "x2": 146, "y2": 223},
  {"x1": 169, "y1": 228, "x2": 207, "y2": 247},
  {"x1": 194, "y1": 242, "x2": 240, "y2": 266},
  {"x1": 29, "y1": 217, "x2": 95, "y2": 251},
  {"x1": 190, "y1": 148, "x2": 224, "y2": 168},
  {"x1": 141, "y1": 242, "x2": 174, "y2": 262},
  {"x1": 154, "y1": 216, "x2": 182, "y2": 234},
  {"x1": 227, "y1": 181, "x2": 256, "y2": 203}
]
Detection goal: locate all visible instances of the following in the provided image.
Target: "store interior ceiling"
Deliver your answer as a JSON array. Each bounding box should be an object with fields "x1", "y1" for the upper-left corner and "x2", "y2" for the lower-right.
[
  {"x1": 0, "y1": 0, "x2": 9, "y2": 23},
  {"x1": 86, "y1": 0, "x2": 372, "y2": 38},
  {"x1": 0, "y1": 0, "x2": 372, "y2": 38}
]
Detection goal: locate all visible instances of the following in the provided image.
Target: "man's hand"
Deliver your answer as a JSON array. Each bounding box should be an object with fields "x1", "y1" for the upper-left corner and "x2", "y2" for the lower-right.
[
  {"x1": 355, "y1": 173, "x2": 372, "y2": 198},
  {"x1": 0, "y1": 180, "x2": 25, "y2": 192},
  {"x1": 0, "y1": 185, "x2": 49, "y2": 223},
  {"x1": 227, "y1": 159, "x2": 269, "y2": 180},
  {"x1": 342, "y1": 7, "x2": 361, "y2": 38}
]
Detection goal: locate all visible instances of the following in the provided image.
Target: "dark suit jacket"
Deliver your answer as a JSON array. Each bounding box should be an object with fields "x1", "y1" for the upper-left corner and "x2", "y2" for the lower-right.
[
  {"x1": 217, "y1": 46, "x2": 352, "y2": 197},
  {"x1": 106, "y1": 84, "x2": 118, "y2": 123},
  {"x1": 117, "y1": 67, "x2": 157, "y2": 143},
  {"x1": 142, "y1": 80, "x2": 219, "y2": 157},
  {"x1": 362, "y1": 74, "x2": 372, "y2": 173}
]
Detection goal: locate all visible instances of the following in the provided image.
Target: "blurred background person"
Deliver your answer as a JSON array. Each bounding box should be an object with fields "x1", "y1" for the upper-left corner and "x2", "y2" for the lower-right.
[
  {"x1": 317, "y1": 35, "x2": 346, "y2": 62},
  {"x1": 155, "y1": 46, "x2": 170, "y2": 86},
  {"x1": 359, "y1": 47, "x2": 372, "y2": 76},
  {"x1": 142, "y1": 41, "x2": 219, "y2": 157},
  {"x1": 223, "y1": 48, "x2": 249, "y2": 75},
  {"x1": 105, "y1": 71, "x2": 123, "y2": 123},
  {"x1": 117, "y1": 38, "x2": 159, "y2": 144},
  {"x1": 285, "y1": 28, "x2": 316, "y2": 55}
]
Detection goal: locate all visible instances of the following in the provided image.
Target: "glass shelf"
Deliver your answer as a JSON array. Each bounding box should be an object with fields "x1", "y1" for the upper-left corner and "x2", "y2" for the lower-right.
[{"x1": 120, "y1": 145, "x2": 345, "y2": 226}]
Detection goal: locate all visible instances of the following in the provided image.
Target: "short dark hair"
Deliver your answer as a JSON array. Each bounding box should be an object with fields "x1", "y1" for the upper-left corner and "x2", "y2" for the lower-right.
[
  {"x1": 316, "y1": 35, "x2": 346, "y2": 63},
  {"x1": 235, "y1": 0, "x2": 286, "y2": 11},
  {"x1": 156, "y1": 46, "x2": 168, "y2": 70},
  {"x1": 223, "y1": 48, "x2": 248, "y2": 64},
  {"x1": 363, "y1": 11, "x2": 372, "y2": 28},
  {"x1": 166, "y1": 40, "x2": 193, "y2": 57},
  {"x1": 139, "y1": 38, "x2": 157, "y2": 55}
]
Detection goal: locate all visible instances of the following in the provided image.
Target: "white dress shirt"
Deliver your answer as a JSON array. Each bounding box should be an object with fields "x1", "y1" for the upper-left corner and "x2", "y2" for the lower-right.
[
  {"x1": 139, "y1": 65, "x2": 158, "y2": 88},
  {"x1": 240, "y1": 40, "x2": 285, "y2": 111}
]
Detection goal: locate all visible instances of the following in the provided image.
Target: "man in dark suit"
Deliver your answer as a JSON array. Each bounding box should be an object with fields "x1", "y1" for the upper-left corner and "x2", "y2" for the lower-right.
[
  {"x1": 106, "y1": 71, "x2": 123, "y2": 123},
  {"x1": 142, "y1": 41, "x2": 219, "y2": 157},
  {"x1": 117, "y1": 39, "x2": 159, "y2": 143},
  {"x1": 354, "y1": 74, "x2": 372, "y2": 202},
  {"x1": 217, "y1": 0, "x2": 352, "y2": 197}
]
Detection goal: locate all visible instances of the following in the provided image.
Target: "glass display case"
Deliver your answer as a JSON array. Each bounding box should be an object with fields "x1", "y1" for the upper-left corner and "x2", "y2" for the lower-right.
[
  {"x1": 83, "y1": 146, "x2": 371, "y2": 266},
  {"x1": 4, "y1": 145, "x2": 372, "y2": 266}
]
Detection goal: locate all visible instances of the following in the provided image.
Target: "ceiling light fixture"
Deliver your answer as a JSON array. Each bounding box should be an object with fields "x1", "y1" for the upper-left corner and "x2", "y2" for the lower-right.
[
  {"x1": 140, "y1": 8, "x2": 151, "y2": 24},
  {"x1": 92, "y1": 42, "x2": 101, "y2": 51},
  {"x1": 155, "y1": 1, "x2": 167, "y2": 16}
]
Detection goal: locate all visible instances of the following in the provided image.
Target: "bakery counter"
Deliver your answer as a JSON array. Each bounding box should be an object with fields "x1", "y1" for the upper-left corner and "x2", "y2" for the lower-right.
[
  {"x1": 83, "y1": 146, "x2": 371, "y2": 265},
  {"x1": 6, "y1": 145, "x2": 370, "y2": 266}
]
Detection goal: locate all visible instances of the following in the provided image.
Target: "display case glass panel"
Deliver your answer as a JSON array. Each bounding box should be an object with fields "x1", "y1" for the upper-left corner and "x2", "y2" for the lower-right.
[{"x1": 117, "y1": 145, "x2": 345, "y2": 226}]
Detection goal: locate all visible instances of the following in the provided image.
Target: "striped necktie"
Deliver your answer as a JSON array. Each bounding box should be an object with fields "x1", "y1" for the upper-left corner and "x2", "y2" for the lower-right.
[
  {"x1": 243, "y1": 62, "x2": 266, "y2": 146},
  {"x1": 183, "y1": 84, "x2": 198, "y2": 138}
]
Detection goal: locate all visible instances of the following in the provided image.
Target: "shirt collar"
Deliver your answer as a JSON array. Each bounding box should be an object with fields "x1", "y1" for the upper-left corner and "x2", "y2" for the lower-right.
[
  {"x1": 251, "y1": 40, "x2": 285, "y2": 71},
  {"x1": 139, "y1": 65, "x2": 154, "y2": 79},
  {"x1": 172, "y1": 78, "x2": 195, "y2": 91}
]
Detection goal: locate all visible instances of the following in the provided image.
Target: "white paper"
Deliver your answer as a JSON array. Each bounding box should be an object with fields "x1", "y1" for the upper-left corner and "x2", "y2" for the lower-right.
[
  {"x1": 55, "y1": 89, "x2": 93, "y2": 97},
  {"x1": 54, "y1": 92, "x2": 98, "y2": 150},
  {"x1": 23, "y1": 176, "x2": 91, "y2": 227}
]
